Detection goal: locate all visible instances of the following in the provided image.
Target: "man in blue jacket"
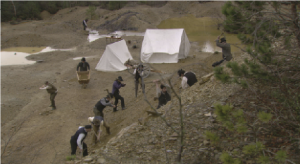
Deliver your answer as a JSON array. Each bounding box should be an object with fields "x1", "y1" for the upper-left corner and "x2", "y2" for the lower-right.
[{"x1": 112, "y1": 76, "x2": 126, "y2": 112}]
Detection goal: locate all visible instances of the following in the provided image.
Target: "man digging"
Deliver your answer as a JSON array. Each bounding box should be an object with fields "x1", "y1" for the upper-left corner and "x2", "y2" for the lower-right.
[{"x1": 39, "y1": 81, "x2": 58, "y2": 110}]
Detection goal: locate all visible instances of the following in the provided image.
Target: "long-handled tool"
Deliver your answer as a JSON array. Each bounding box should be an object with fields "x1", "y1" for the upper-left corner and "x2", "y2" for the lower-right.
[{"x1": 104, "y1": 89, "x2": 112, "y2": 99}]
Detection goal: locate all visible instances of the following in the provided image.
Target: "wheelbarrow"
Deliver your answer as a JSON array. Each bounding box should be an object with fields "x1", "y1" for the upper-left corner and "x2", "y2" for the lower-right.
[{"x1": 76, "y1": 71, "x2": 90, "y2": 89}]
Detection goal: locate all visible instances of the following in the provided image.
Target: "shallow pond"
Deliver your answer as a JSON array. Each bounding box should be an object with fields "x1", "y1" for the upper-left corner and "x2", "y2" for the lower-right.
[{"x1": 157, "y1": 15, "x2": 242, "y2": 53}]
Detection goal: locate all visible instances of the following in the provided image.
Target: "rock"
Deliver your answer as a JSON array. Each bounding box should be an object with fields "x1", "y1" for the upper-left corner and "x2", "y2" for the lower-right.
[
  {"x1": 246, "y1": 160, "x2": 254, "y2": 164},
  {"x1": 199, "y1": 72, "x2": 214, "y2": 85},
  {"x1": 171, "y1": 132, "x2": 178, "y2": 137},
  {"x1": 203, "y1": 140, "x2": 210, "y2": 146},
  {"x1": 83, "y1": 156, "x2": 93, "y2": 162},
  {"x1": 97, "y1": 158, "x2": 106, "y2": 164},
  {"x1": 169, "y1": 137, "x2": 177, "y2": 141},
  {"x1": 215, "y1": 153, "x2": 222, "y2": 159}
]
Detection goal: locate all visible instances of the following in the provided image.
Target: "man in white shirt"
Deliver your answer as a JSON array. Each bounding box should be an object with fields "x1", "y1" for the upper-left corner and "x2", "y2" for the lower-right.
[
  {"x1": 178, "y1": 69, "x2": 198, "y2": 89},
  {"x1": 70, "y1": 125, "x2": 92, "y2": 157},
  {"x1": 88, "y1": 116, "x2": 110, "y2": 144}
]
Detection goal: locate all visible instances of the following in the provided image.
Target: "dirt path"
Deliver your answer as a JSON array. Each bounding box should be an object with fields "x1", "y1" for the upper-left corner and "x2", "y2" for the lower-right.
[{"x1": 1, "y1": 2, "x2": 227, "y2": 163}]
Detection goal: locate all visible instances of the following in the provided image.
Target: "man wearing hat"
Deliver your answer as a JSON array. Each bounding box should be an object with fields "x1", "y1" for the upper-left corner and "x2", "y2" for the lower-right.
[
  {"x1": 111, "y1": 76, "x2": 126, "y2": 112},
  {"x1": 70, "y1": 125, "x2": 92, "y2": 157},
  {"x1": 178, "y1": 69, "x2": 198, "y2": 89},
  {"x1": 212, "y1": 36, "x2": 232, "y2": 67},
  {"x1": 40, "y1": 81, "x2": 58, "y2": 110},
  {"x1": 77, "y1": 57, "x2": 90, "y2": 71},
  {"x1": 93, "y1": 93, "x2": 116, "y2": 118}
]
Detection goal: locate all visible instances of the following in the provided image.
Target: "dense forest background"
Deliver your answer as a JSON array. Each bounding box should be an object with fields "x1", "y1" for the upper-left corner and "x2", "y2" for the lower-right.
[{"x1": 1, "y1": 1, "x2": 167, "y2": 22}]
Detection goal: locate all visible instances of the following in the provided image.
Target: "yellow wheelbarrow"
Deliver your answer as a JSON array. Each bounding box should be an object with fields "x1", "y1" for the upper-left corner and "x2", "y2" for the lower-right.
[{"x1": 77, "y1": 71, "x2": 90, "y2": 89}]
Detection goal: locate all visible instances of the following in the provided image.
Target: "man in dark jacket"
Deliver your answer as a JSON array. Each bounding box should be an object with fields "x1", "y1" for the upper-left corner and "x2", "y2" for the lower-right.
[
  {"x1": 40, "y1": 81, "x2": 57, "y2": 110},
  {"x1": 157, "y1": 84, "x2": 171, "y2": 109},
  {"x1": 70, "y1": 125, "x2": 92, "y2": 157},
  {"x1": 83, "y1": 19, "x2": 88, "y2": 31},
  {"x1": 212, "y1": 36, "x2": 232, "y2": 67},
  {"x1": 178, "y1": 69, "x2": 198, "y2": 89},
  {"x1": 77, "y1": 57, "x2": 90, "y2": 71},
  {"x1": 111, "y1": 76, "x2": 126, "y2": 112},
  {"x1": 93, "y1": 94, "x2": 115, "y2": 118}
]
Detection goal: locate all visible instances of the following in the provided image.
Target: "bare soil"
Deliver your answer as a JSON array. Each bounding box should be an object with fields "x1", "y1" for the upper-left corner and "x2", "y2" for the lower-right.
[{"x1": 1, "y1": 2, "x2": 228, "y2": 163}]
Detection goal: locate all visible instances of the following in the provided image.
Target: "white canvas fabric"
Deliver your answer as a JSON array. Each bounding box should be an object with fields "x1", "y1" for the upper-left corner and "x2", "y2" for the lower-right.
[
  {"x1": 95, "y1": 40, "x2": 133, "y2": 72},
  {"x1": 141, "y1": 29, "x2": 191, "y2": 63}
]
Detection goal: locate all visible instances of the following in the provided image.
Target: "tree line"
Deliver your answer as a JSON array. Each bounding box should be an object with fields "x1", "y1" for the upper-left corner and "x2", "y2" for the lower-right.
[
  {"x1": 1, "y1": 1, "x2": 167, "y2": 22},
  {"x1": 212, "y1": 2, "x2": 300, "y2": 163}
]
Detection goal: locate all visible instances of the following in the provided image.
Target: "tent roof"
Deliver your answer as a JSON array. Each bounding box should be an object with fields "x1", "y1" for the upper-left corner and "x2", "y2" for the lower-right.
[
  {"x1": 95, "y1": 40, "x2": 133, "y2": 72},
  {"x1": 143, "y1": 29, "x2": 184, "y2": 54},
  {"x1": 141, "y1": 28, "x2": 190, "y2": 63}
]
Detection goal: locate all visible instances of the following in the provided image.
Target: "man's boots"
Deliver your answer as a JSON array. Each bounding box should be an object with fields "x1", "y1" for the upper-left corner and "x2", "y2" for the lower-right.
[
  {"x1": 113, "y1": 107, "x2": 118, "y2": 112},
  {"x1": 104, "y1": 122, "x2": 110, "y2": 135}
]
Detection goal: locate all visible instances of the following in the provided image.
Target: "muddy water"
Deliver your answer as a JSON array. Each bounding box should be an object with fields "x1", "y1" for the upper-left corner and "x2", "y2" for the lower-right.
[
  {"x1": 1, "y1": 46, "x2": 75, "y2": 66},
  {"x1": 1, "y1": 51, "x2": 36, "y2": 66},
  {"x1": 157, "y1": 15, "x2": 242, "y2": 53}
]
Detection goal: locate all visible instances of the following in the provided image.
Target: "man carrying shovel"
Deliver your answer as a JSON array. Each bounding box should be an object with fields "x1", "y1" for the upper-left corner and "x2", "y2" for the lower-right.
[
  {"x1": 212, "y1": 33, "x2": 232, "y2": 67},
  {"x1": 133, "y1": 64, "x2": 145, "y2": 97},
  {"x1": 83, "y1": 19, "x2": 88, "y2": 31}
]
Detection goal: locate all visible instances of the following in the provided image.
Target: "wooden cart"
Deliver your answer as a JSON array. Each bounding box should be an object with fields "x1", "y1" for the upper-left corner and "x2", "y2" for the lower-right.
[{"x1": 76, "y1": 71, "x2": 90, "y2": 88}]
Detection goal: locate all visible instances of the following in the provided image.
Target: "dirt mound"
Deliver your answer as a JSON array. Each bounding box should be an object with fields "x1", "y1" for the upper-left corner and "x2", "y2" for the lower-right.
[
  {"x1": 40, "y1": 10, "x2": 52, "y2": 20},
  {"x1": 2, "y1": 34, "x2": 51, "y2": 48}
]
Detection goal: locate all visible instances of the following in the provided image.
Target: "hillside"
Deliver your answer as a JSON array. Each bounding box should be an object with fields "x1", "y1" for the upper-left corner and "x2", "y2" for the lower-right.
[{"x1": 4, "y1": 2, "x2": 299, "y2": 164}]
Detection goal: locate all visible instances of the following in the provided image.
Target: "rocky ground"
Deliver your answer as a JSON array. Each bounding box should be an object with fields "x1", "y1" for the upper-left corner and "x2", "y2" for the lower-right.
[{"x1": 0, "y1": 1, "x2": 264, "y2": 164}]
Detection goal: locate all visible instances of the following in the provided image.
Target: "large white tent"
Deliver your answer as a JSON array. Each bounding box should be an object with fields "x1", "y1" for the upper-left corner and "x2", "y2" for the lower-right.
[
  {"x1": 95, "y1": 40, "x2": 133, "y2": 72},
  {"x1": 141, "y1": 29, "x2": 191, "y2": 63}
]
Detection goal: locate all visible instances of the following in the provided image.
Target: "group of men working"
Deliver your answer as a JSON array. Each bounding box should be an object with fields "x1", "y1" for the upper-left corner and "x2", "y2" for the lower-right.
[
  {"x1": 70, "y1": 75, "x2": 126, "y2": 157},
  {"x1": 40, "y1": 34, "x2": 231, "y2": 157}
]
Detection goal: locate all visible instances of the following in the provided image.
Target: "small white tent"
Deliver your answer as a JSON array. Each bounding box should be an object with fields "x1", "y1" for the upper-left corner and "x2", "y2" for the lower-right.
[
  {"x1": 141, "y1": 29, "x2": 190, "y2": 63},
  {"x1": 95, "y1": 40, "x2": 133, "y2": 72}
]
